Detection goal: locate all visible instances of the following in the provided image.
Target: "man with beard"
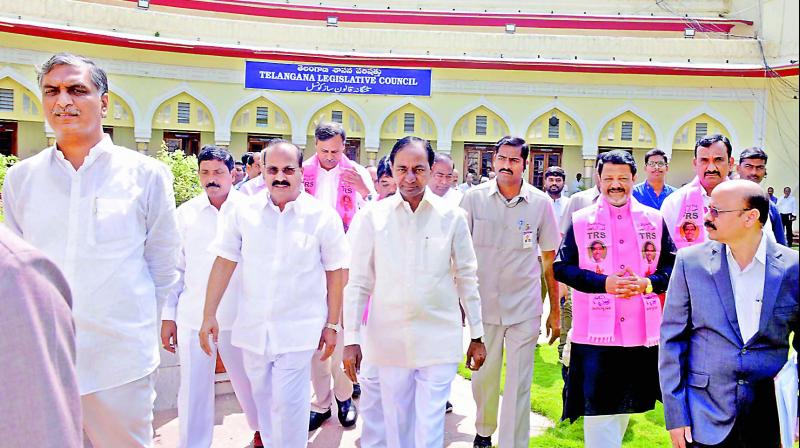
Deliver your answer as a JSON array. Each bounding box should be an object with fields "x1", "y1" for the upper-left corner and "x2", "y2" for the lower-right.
[
  {"x1": 2, "y1": 53, "x2": 179, "y2": 446},
  {"x1": 660, "y1": 180, "x2": 798, "y2": 448},
  {"x1": 462, "y1": 136, "x2": 561, "y2": 448},
  {"x1": 544, "y1": 166, "x2": 569, "y2": 221},
  {"x1": 632, "y1": 149, "x2": 676, "y2": 210},
  {"x1": 662, "y1": 134, "x2": 734, "y2": 249},
  {"x1": 160, "y1": 146, "x2": 260, "y2": 447},
  {"x1": 554, "y1": 150, "x2": 676, "y2": 448},
  {"x1": 430, "y1": 152, "x2": 463, "y2": 205},
  {"x1": 304, "y1": 122, "x2": 374, "y2": 430},
  {"x1": 734, "y1": 147, "x2": 787, "y2": 246},
  {"x1": 200, "y1": 139, "x2": 348, "y2": 447},
  {"x1": 343, "y1": 136, "x2": 486, "y2": 448}
]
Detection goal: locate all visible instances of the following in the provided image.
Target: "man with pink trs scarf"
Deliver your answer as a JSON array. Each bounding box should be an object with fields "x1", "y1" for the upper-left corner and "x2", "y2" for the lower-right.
[{"x1": 554, "y1": 150, "x2": 676, "y2": 448}]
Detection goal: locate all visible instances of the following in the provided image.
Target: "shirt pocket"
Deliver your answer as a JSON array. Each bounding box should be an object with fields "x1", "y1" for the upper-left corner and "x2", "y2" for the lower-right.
[
  {"x1": 288, "y1": 231, "x2": 320, "y2": 273},
  {"x1": 423, "y1": 236, "x2": 452, "y2": 277},
  {"x1": 471, "y1": 218, "x2": 496, "y2": 247},
  {"x1": 89, "y1": 197, "x2": 138, "y2": 246}
]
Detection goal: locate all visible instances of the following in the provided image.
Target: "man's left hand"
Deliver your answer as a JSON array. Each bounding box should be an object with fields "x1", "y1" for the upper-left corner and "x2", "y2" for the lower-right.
[
  {"x1": 465, "y1": 340, "x2": 487, "y2": 371},
  {"x1": 546, "y1": 309, "x2": 561, "y2": 345},
  {"x1": 318, "y1": 328, "x2": 337, "y2": 361},
  {"x1": 341, "y1": 167, "x2": 370, "y2": 198}
]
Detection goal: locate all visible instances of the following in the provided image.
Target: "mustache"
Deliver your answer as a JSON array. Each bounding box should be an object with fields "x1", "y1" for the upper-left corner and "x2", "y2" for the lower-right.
[
  {"x1": 498, "y1": 169, "x2": 513, "y2": 174},
  {"x1": 272, "y1": 180, "x2": 290, "y2": 187},
  {"x1": 704, "y1": 170, "x2": 721, "y2": 177},
  {"x1": 53, "y1": 108, "x2": 79, "y2": 116},
  {"x1": 606, "y1": 188, "x2": 626, "y2": 193},
  {"x1": 205, "y1": 182, "x2": 221, "y2": 189},
  {"x1": 704, "y1": 221, "x2": 717, "y2": 230}
]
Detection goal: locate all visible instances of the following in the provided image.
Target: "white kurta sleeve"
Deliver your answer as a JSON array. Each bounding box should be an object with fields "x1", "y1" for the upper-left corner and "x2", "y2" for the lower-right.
[
  {"x1": 161, "y1": 209, "x2": 186, "y2": 321},
  {"x1": 143, "y1": 164, "x2": 180, "y2": 309},
  {"x1": 319, "y1": 207, "x2": 350, "y2": 271},
  {"x1": 451, "y1": 209, "x2": 484, "y2": 340},
  {"x1": 342, "y1": 208, "x2": 375, "y2": 346}
]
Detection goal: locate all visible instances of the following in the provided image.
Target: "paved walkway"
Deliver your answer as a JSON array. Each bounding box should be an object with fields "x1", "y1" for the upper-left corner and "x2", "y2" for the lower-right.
[
  {"x1": 155, "y1": 309, "x2": 559, "y2": 447},
  {"x1": 154, "y1": 372, "x2": 553, "y2": 447}
]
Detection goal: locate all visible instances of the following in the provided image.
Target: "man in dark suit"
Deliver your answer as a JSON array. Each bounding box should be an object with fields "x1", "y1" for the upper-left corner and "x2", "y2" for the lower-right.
[{"x1": 660, "y1": 179, "x2": 799, "y2": 448}]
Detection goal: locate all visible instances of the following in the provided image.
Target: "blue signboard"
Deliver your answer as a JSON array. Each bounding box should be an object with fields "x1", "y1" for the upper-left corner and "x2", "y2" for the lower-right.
[{"x1": 245, "y1": 61, "x2": 431, "y2": 96}]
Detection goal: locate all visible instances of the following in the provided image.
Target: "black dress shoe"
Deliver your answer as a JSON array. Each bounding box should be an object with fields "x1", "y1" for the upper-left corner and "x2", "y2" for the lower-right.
[
  {"x1": 473, "y1": 434, "x2": 492, "y2": 448},
  {"x1": 445, "y1": 401, "x2": 453, "y2": 413},
  {"x1": 308, "y1": 409, "x2": 331, "y2": 431},
  {"x1": 352, "y1": 383, "x2": 361, "y2": 399},
  {"x1": 336, "y1": 398, "x2": 358, "y2": 427}
]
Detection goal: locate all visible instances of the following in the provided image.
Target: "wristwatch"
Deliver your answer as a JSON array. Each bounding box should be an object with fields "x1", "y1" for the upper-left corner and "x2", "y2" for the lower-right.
[
  {"x1": 644, "y1": 278, "x2": 653, "y2": 294},
  {"x1": 325, "y1": 322, "x2": 342, "y2": 333},
  {"x1": 471, "y1": 337, "x2": 483, "y2": 344}
]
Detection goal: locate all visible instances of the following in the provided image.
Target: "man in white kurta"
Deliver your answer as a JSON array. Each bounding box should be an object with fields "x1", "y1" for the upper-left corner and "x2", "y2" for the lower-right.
[
  {"x1": 304, "y1": 122, "x2": 375, "y2": 430},
  {"x1": 2, "y1": 54, "x2": 178, "y2": 447},
  {"x1": 160, "y1": 146, "x2": 259, "y2": 448},
  {"x1": 343, "y1": 137, "x2": 486, "y2": 448},
  {"x1": 462, "y1": 137, "x2": 562, "y2": 448},
  {"x1": 200, "y1": 140, "x2": 349, "y2": 448}
]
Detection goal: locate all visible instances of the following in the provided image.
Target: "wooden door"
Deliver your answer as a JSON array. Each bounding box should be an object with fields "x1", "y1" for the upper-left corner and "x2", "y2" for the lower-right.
[{"x1": 528, "y1": 146, "x2": 563, "y2": 189}]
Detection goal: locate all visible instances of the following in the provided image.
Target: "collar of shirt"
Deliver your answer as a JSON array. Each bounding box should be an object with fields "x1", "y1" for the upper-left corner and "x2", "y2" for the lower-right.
[
  {"x1": 51, "y1": 134, "x2": 113, "y2": 172},
  {"x1": 725, "y1": 231, "x2": 767, "y2": 275},
  {"x1": 487, "y1": 179, "x2": 534, "y2": 204},
  {"x1": 254, "y1": 189, "x2": 307, "y2": 215},
  {"x1": 387, "y1": 187, "x2": 441, "y2": 214}
]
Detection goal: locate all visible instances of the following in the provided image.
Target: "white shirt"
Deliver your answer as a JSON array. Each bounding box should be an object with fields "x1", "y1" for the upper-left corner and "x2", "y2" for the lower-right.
[
  {"x1": 343, "y1": 191, "x2": 484, "y2": 369},
  {"x1": 441, "y1": 187, "x2": 464, "y2": 206},
  {"x1": 239, "y1": 175, "x2": 266, "y2": 196},
  {"x1": 550, "y1": 195, "x2": 569, "y2": 223},
  {"x1": 162, "y1": 190, "x2": 245, "y2": 330},
  {"x1": 210, "y1": 191, "x2": 349, "y2": 356},
  {"x1": 312, "y1": 161, "x2": 376, "y2": 211},
  {"x1": 726, "y1": 232, "x2": 767, "y2": 342},
  {"x1": 2, "y1": 136, "x2": 179, "y2": 394},
  {"x1": 777, "y1": 195, "x2": 798, "y2": 215}
]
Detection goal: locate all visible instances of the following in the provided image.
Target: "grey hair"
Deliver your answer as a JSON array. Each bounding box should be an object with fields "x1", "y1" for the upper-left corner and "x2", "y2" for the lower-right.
[
  {"x1": 261, "y1": 138, "x2": 304, "y2": 166},
  {"x1": 37, "y1": 53, "x2": 109, "y2": 96},
  {"x1": 433, "y1": 152, "x2": 454, "y2": 168}
]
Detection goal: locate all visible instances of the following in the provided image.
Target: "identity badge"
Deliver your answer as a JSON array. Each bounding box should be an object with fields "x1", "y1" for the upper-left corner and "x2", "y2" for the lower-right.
[{"x1": 522, "y1": 230, "x2": 534, "y2": 249}]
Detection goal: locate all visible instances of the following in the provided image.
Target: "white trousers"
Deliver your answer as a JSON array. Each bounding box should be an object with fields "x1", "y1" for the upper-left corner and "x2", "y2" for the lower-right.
[
  {"x1": 177, "y1": 328, "x2": 258, "y2": 448},
  {"x1": 310, "y1": 329, "x2": 353, "y2": 412},
  {"x1": 81, "y1": 374, "x2": 155, "y2": 448},
  {"x1": 583, "y1": 414, "x2": 631, "y2": 448},
  {"x1": 378, "y1": 363, "x2": 457, "y2": 448},
  {"x1": 358, "y1": 363, "x2": 386, "y2": 448},
  {"x1": 471, "y1": 317, "x2": 539, "y2": 448},
  {"x1": 243, "y1": 347, "x2": 315, "y2": 448}
]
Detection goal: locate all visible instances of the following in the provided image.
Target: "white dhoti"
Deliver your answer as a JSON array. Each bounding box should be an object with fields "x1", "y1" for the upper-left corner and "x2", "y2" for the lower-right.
[
  {"x1": 177, "y1": 328, "x2": 258, "y2": 448},
  {"x1": 378, "y1": 363, "x2": 457, "y2": 448},
  {"x1": 81, "y1": 374, "x2": 156, "y2": 448},
  {"x1": 471, "y1": 316, "x2": 540, "y2": 448},
  {"x1": 358, "y1": 363, "x2": 386, "y2": 448},
  {"x1": 583, "y1": 414, "x2": 631, "y2": 448},
  {"x1": 310, "y1": 329, "x2": 353, "y2": 412},
  {"x1": 243, "y1": 347, "x2": 315, "y2": 448}
]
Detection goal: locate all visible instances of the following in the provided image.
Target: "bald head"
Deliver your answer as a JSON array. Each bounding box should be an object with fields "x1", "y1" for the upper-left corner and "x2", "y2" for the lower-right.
[{"x1": 706, "y1": 179, "x2": 769, "y2": 244}]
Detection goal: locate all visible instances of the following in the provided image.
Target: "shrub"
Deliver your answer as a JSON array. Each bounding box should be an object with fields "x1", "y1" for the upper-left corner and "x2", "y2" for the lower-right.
[{"x1": 155, "y1": 142, "x2": 202, "y2": 207}]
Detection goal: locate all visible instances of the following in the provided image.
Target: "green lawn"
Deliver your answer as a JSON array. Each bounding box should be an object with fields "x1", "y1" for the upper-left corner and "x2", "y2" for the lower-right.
[{"x1": 460, "y1": 343, "x2": 672, "y2": 447}]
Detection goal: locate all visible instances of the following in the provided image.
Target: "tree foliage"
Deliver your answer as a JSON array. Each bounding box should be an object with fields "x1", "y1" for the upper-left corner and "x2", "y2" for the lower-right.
[
  {"x1": 0, "y1": 154, "x2": 19, "y2": 221},
  {"x1": 155, "y1": 141, "x2": 202, "y2": 207}
]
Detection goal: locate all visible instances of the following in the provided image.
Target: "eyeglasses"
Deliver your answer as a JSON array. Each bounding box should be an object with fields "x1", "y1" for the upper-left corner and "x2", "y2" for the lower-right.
[
  {"x1": 264, "y1": 166, "x2": 298, "y2": 176},
  {"x1": 646, "y1": 161, "x2": 668, "y2": 168},
  {"x1": 707, "y1": 206, "x2": 752, "y2": 218}
]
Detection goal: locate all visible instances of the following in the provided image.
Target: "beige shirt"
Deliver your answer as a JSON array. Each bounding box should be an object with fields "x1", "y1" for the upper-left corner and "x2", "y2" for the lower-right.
[
  {"x1": 461, "y1": 180, "x2": 561, "y2": 326},
  {"x1": 560, "y1": 186, "x2": 600, "y2": 234},
  {"x1": 343, "y1": 190, "x2": 484, "y2": 368}
]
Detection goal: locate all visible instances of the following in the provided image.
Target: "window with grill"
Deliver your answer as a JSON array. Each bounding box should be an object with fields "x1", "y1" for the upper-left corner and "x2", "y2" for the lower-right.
[
  {"x1": 331, "y1": 110, "x2": 343, "y2": 123},
  {"x1": 620, "y1": 121, "x2": 634, "y2": 141},
  {"x1": 695, "y1": 122, "x2": 708, "y2": 140},
  {"x1": 177, "y1": 102, "x2": 191, "y2": 124},
  {"x1": 0, "y1": 89, "x2": 13, "y2": 112},
  {"x1": 403, "y1": 113, "x2": 415, "y2": 133},
  {"x1": 475, "y1": 115, "x2": 488, "y2": 136},
  {"x1": 256, "y1": 107, "x2": 269, "y2": 127}
]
